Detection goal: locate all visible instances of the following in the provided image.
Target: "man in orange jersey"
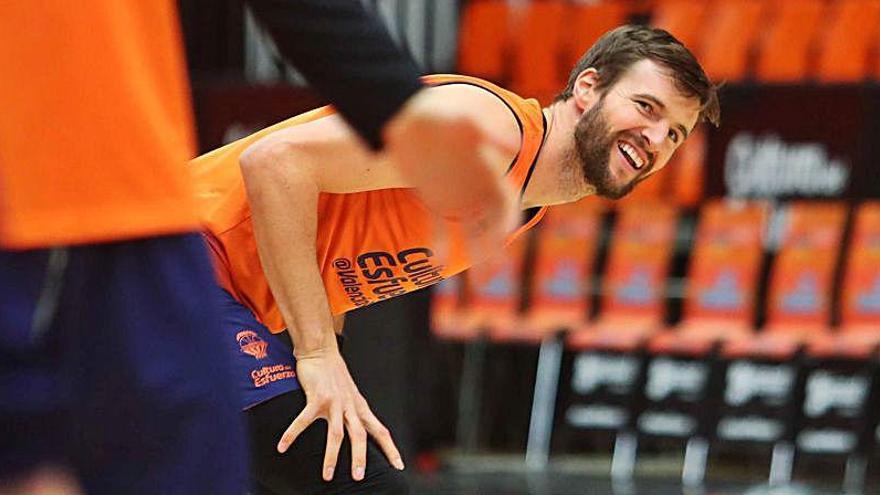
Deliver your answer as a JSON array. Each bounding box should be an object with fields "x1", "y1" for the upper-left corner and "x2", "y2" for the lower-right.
[
  {"x1": 238, "y1": 0, "x2": 526, "y2": 254},
  {"x1": 191, "y1": 25, "x2": 720, "y2": 494}
]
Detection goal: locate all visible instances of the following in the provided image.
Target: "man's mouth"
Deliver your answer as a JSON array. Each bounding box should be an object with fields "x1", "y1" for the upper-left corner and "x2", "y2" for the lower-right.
[{"x1": 617, "y1": 140, "x2": 646, "y2": 171}]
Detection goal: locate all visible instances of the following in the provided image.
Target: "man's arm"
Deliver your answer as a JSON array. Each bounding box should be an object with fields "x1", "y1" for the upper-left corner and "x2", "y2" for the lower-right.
[
  {"x1": 239, "y1": 113, "x2": 406, "y2": 482},
  {"x1": 237, "y1": 83, "x2": 519, "y2": 482},
  {"x1": 246, "y1": 0, "x2": 522, "y2": 251},
  {"x1": 247, "y1": 0, "x2": 422, "y2": 150}
]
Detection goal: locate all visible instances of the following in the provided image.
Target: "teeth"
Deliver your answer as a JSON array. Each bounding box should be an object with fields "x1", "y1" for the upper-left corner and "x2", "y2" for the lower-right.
[{"x1": 618, "y1": 142, "x2": 644, "y2": 169}]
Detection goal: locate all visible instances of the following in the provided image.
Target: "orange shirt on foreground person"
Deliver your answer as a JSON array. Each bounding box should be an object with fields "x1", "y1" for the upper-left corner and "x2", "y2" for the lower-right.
[
  {"x1": 0, "y1": 3, "x2": 249, "y2": 495},
  {"x1": 0, "y1": 2, "x2": 198, "y2": 248}
]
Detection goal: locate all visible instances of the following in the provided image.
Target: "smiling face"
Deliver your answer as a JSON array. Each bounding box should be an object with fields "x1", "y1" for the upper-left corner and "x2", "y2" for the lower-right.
[{"x1": 572, "y1": 59, "x2": 702, "y2": 199}]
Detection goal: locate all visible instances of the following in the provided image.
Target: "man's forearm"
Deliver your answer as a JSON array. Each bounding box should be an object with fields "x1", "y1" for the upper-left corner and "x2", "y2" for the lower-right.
[
  {"x1": 247, "y1": 0, "x2": 424, "y2": 149},
  {"x1": 240, "y1": 142, "x2": 337, "y2": 355}
]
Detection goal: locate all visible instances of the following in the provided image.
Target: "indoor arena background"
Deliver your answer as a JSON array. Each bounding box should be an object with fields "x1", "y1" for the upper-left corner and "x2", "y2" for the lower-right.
[{"x1": 181, "y1": 1, "x2": 880, "y2": 493}]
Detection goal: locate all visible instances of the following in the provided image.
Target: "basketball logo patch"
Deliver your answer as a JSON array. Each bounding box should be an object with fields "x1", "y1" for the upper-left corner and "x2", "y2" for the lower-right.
[{"x1": 236, "y1": 330, "x2": 268, "y2": 359}]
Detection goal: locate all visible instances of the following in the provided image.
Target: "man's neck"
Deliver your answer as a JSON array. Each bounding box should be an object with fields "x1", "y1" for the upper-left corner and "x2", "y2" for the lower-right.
[{"x1": 520, "y1": 101, "x2": 595, "y2": 209}]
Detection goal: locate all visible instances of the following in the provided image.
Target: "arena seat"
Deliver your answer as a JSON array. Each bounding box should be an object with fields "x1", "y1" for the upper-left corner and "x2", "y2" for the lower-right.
[
  {"x1": 459, "y1": 234, "x2": 531, "y2": 338},
  {"x1": 649, "y1": 200, "x2": 768, "y2": 357},
  {"x1": 816, "y1": 0, "x2": 880, "y2": 83},
  {"x1": 699, "y1": 0, "x2": 768, "y2": 82},
  {"x1": 667, "y1": 125, "x2": 708, "y2": 208},
  {"x1": 754, "y1": 0, "x2": 826, "y2": 83},
  {"x1": 554, "y1": 201, "x2": 680, "y2": 479},
  {"x1": 568, "y1": 201, "x2": 679, "y2": 353},
  {"x1": 613, "y1": 164, "x2": 668, "y2": 207},
  {"x1": 713, "y1": 202, "x2": 851, "y2": 487},
  {"x1": 723, "y1": 202, "x2": 848, "y2": 361},
  {"x1": 428, "y1": 219, "x2": 534, "y2": 341},
  {"x1": 650, "y1": 0, "x2": 712, "y2": 51},
  {"x1": 791, "y1": 201, "x2": 880, "y2": 493},
  {"x1": 494, "y1": 200, "x2": 608, "y2": 468},
  {"x1": 808, "y1": 201, "x2": 880, "y2": 359},
  {"x1": 634, "y1": 200, "x2": 769, "y2": 485},
  {"x1": 428, "y1": 230, "x2": 532, "y2": 453},
  {"x1": 457, "y1": 0, "x2": 512, "y2": 82},
  {"x1": 508, "y1": 199, "x2": 605, "y2": 343},
  {"x1": 561, "y1": 0, "x2": 635, "y2": 76},
  {"x1": 508, "y1": 0, "x2": 568, "y2": 105},
  {"x1": 430, "y1": 274, "x2": 476, "y2": 341}
]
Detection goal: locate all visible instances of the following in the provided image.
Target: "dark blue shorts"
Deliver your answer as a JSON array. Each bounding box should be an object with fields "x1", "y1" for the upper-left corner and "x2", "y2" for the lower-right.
[
  {"x1": 217, "y1": 289, "x2": 301, "y2": 410},
  {"x1": 0, "y1": 234, "x2": 247, "y2": 494}
]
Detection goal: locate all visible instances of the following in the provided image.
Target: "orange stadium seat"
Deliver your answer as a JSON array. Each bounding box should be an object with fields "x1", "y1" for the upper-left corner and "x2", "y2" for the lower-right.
[
  {"x1": 569, "y1": 201, "x2": 679, "y2": 353},
  {"x1": 561, "y1": 1, "x2": 635, "y2": 74},
  {"x1": 457, "y1": 233, "x2": 531, "y2": 338},
  {"x1": 457, "y1": 0, "x2": 512, "y2": 82},
  {"x1": 430, "y1": 275, "x2": 475, "y2": 341},
  {"x1": 511, "y1": 200, "x2": 606, "y2": 342},
  {"x1": 754, "y1": 0, "x2": 827, "y2": 83},
  {"x1": 650, "y1": 0, "x2": 712, "y2": 51},
  {"x1": 699, "y1": 0, "x2": 768, "y2": 82},
  {"x1": 509, "y1": 0, "x2": 568, "y2": 104},
  {"x1": 816, "y1": 0, "x2": 880, "y2": 83},
  {"x1": 723, "y1": 202, "x2": 849, "y2": 360},
  {"x1": 615, "y1": 163, "x2": 668, "y2": 206},
  {"x1": 809, "y1": 201, "x2": 880, "y2": 359},
  {"x1": 650, "y1": 200, "x2": 769, "y2": 356},
  {"x1": 668, "y1": 125, "x2": 708, "y2": 207}
]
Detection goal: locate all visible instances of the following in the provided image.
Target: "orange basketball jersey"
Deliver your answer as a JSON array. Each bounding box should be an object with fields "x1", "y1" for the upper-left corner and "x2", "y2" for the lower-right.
[
  {"x1": 192, "y1": 75, "x2": 548, "y2": 332},
  {"x1": 0, "y1": 1, "x2": 199, "y2": 248}
]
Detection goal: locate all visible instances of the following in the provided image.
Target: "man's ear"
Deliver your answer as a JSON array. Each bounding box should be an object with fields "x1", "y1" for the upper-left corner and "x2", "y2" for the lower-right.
[{"x1": 572, "y1": 68, "x2": 601, "y2": 112}]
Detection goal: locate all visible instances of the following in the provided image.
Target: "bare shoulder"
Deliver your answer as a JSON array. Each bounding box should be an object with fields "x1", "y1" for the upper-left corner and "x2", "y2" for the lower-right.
[
  {"x1": 400, "y1": 83, "x2": 521, "y2": 177},
  {"x1": 422, "y1": 83, "x2": 521, "y2": 140},
  {"x1": 241, "y1": 112, "x2": 406, "y2": 194}
]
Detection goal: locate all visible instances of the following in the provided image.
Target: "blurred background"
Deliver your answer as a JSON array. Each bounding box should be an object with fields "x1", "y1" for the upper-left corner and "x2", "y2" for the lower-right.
[{"x1": 181, "y1": 1, "x2": 880, "y2": 493}]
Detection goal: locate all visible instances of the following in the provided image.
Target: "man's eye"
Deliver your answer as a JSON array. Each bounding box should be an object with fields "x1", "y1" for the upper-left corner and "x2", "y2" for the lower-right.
[
  {"x1": 637, "y1": 100, "x2": 653, "y2": 113},
  {"x1": 668, "y1": 129, "x2": 679, "y2": 144}
]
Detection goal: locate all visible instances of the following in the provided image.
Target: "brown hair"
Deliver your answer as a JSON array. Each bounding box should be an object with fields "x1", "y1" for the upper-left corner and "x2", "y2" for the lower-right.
[{"x1": 556, "y1": 25, "x2": 720, "y2": 127}]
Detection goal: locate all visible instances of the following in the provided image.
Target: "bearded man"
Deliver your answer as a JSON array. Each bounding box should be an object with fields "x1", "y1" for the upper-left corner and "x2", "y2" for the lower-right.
[{"x1": 190, "y1": 24, "x2": 720, "y2": 495}]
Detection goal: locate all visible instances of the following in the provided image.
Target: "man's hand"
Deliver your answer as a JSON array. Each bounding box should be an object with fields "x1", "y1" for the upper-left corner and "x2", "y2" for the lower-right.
[
  {"x1": 384, "y1": 87, "x2": 521, "y2": 262},
  {"x1": 276, "y1": 348, "x2": 404, "y2": 481}
]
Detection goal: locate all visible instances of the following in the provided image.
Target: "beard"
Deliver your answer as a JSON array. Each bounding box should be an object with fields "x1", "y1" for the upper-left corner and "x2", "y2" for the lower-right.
[{"x1": 573, "y1": 97, "x2": 640, "y2": 200}]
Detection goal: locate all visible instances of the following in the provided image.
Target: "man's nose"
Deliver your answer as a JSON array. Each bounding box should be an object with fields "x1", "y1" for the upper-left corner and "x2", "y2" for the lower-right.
[{"x1": 641, "y1": 121, "x2": 670, "y2": 149}]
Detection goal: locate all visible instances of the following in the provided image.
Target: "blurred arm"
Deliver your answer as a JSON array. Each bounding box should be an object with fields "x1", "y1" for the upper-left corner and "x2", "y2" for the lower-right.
[
  {"x1": 247, "y1": 0, "x2": 523, "y2": 243},
  {"x1": 247, "y1": 0, "x2": 423, "y2": 150}
]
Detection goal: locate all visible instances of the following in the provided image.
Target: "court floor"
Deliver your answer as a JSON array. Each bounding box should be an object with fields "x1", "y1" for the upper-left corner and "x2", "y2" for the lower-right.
[
  {"x1": 411, "y1": 471, "x2": 842, "y2": 495},
  {"x1": 408, "y1": 454, "x2": 860, "y2": 495}
]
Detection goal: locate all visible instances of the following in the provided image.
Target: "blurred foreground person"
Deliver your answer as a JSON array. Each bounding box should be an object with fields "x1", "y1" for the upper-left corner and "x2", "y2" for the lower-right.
[
  {"x1": 0, "y1": 2, "x2": 246, "y2": 494},
  {"x1": 191, "y1": 25, "x2": 720, "y2": 494}
]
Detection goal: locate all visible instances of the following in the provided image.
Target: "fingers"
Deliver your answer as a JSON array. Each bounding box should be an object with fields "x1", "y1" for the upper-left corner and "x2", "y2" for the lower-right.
[
  {"x1": 344, "y1": 410, "x2": 367, "y2": 481},
  {"x1": 322, "y1": 405, "x2": 344, "y2": 481},
  {"x1": 359, "y1": 399, "x2": 405, "y2": 471},
  {"x1": 277, "y1": 404, "x2": 319, "y2": 453}
]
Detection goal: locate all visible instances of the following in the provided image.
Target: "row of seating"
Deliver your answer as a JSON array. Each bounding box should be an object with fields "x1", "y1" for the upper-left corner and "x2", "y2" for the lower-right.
[
  {"x1": 458, "y1": 0, "x2": 880, "y2": 104},
  {"x1": 430, "y1": 199, "x2": 880, "y2": 489},
  {"x1": 436, "y1": 200, "x2": 879, "y2": 350}
]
